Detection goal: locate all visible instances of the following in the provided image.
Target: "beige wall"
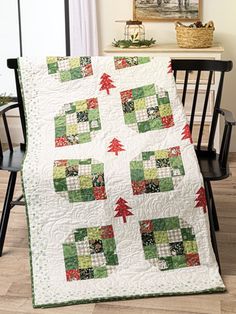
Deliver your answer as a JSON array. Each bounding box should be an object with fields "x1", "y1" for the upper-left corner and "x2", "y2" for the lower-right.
[{"x1": 97, "y1": 0, "x2": 236, "y2": 151}]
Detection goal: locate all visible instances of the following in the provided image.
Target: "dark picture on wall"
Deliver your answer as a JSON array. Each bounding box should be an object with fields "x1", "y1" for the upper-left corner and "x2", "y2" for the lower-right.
[{"x1": 133, "y1": 0, "x2": 201, "y2": 21}]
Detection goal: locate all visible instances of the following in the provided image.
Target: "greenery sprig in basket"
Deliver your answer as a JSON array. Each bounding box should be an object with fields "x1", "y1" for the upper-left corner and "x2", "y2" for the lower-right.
[
  {"x1": 112, "y1": 38, "x2": 156, "y2": 49},
  {"x1": 0, "y1": 93, "x2": 15, "y2": 106}
]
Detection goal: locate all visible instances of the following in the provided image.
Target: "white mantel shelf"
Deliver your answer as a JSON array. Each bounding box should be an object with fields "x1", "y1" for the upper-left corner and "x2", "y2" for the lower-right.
[{"x1": 103, "y1": 43, "x2": 224, "y2": 55}]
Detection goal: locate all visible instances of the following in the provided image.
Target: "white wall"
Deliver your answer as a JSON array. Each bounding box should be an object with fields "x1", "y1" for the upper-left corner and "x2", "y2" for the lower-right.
[{"x1": 97, "y1": 0, "x2": 236, "y2": 151}]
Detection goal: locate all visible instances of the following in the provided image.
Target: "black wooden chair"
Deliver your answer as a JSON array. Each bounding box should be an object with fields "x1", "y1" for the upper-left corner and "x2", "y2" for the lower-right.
[
  {"x1": 1, "y1": 59, "x2": 235, "y2": 272},
  {"x1": 172, "y1": 59, "x2": 236, "y2": 271},
  {"x1": 0, "y1": 59, "x2": 26, "y2": 256}
]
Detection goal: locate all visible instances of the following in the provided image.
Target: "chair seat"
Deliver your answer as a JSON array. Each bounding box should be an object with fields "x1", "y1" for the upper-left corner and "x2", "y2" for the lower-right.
[
  {"x1": 197, "y1": 153, "x2": 230, "y2": 181},
  {"x1": 0, "y1": 147, "x2": 25, "y2": 172}
]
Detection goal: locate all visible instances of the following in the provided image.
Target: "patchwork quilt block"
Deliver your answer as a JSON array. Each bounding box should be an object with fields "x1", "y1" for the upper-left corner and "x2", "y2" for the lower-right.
[
  {"x1": 121, "y1": 84, "x2": 174, "y2": 133},
  {"x1": 19, "y1": 56, "x2": 225, "y2": 308},
  {"x1": 130, "y1": 146, "x2": 184, "y2": 195},
  {"x1": 47, "y1": 56, "x2": 93, "y2": 82},
  {"x1": 63, "y1": 225, "x2": 118, "y2": 281},
  {"x1": 53, "y1": 159, "x2": 106, "y2": 202},
  {"x1": 54, "y1": 97, "x2": 101, "y2": 147}
]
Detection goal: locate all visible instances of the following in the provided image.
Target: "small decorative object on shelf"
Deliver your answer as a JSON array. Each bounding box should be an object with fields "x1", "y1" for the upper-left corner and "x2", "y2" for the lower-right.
[
  {"x1": 175, "y1": 20, "x2": 215, "y2": 48},
  {"x1": 112, "y1": 38, "x2": 156, "y2": 49},
  {"x1": 0, "y1": 93, "x2": 14, "y2": 106},
  {"x1": 113, "y1": 19, "x2": 156, "y2": 49},
  {"x1": 125, "y1": 20, "x2": 145, "y2": 42}
]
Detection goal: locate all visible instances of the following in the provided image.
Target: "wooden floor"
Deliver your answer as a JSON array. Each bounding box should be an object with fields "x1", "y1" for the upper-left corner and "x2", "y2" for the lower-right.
[{"x1": 0, "y1": 155, "x2": 236, "y2": 314}]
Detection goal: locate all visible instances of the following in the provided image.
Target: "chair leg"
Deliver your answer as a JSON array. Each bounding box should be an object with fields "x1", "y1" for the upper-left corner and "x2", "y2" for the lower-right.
[
  {"x1": 207, "y1": 181, "x2": 220, "y2": 231},
  {"x1": 0, "y1": 172, "x2": 17, "y2": 257},
  {"x1": 204, "y1": 180, "x2": 221, "y2": 273}
]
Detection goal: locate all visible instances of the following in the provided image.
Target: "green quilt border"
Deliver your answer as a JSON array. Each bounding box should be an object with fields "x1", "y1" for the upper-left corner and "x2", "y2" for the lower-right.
[{"x1": 18, "y1": 58, "x2": 226, "y2": 309}]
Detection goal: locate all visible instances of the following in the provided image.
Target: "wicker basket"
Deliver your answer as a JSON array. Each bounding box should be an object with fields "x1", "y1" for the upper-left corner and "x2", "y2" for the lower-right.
[{"x1": 175, "y1": 21, "x2": 215, "y2": 48}]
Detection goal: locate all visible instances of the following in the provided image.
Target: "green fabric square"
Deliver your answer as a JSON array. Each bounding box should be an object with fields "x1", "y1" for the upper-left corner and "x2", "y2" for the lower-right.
[
  {"x1": 102, "y1": 238, "x2": 116, "y2": 253},
  {"x1": 138, "y1": 121, "x2": 151, "y2": 133},
  {"x1": 143, "y1": 84, "x2": 156, "y2": 97},
  {"x1": 70, "y1": 67, "x2": 83, "y2": 79},
  {"x1": 55, "y1": 126, "x2": 66, "y2": 138},
  {"x1": 159, "y1": 257, "x2": 173, "y2": 270},
  {"x1": 48, "y1": 62, "x2": 58, "y2": 74},
  {"x1": 68, "y1": 160, "x2": 79, "y2": 166},
  {"x1": 54, "y1": 178, "x2": 67, "y2": 192},
  {"x1": 134, "y1": 98, "x2": 146, "y2": 110},
  {"x1": 130, "y1": 161, "x2": 143, "y2": 170},
  {"x1": 105, "y1": 253, "x2": 118, "y2": 265},
  {"x1": 124, "y1": 112, "x2": 137, "y2": 124},
  {"x1": 68, "y1": 190, "x2": 83, "y2": 202},
  {"x1": 80, "y1": 188, "x2": 94, "y2": 201},
  {"x1": 60, "y1": 70, "x2": 72, "y2": 81},
  {"x1": 66, "y1": 105, "x2": 76, "y2": 114},
  {"x1": 55, "y1": 116, "x2": 66, "y2": 128},
  {"x1": 154, "y1": 231, "x2": 169, "y2": 244},
  {"x1": 130, "y1": 169, "x2": 145, "y2": 181},
  {"x1": 181, "y1": 228, "x2": 195, "y2": 241},
  {"x1": 157, "y1": 94, "x2": 170, "y2": 105},
  {"x1": 80, "y1": 175, "x2": 93, "y2": 189},
  {"x1": 159, "y1": 177, "x2": 174, "y2": 192},
  {"x1": 155, "y1": 150, "x2": 169, "y2": 159},
  {"x1": 164, "y1": 217, "x2": 180, "y2": 230},
  {"x1": 63, "y1": 243, "x2": 77, "y2": 258},
  {"x1": 74, "y1": 228, "x2": 87, "y2": 241},
  {"x1": 184, "y1": 241, "x2": 198, "y2": 254},
  {"x1": 79, "y1": 159, "x2": 92, "y2": 165},
  {"x1": 144, "y1": 168, "x2": 157, "y2": 180},
  {"x1": 53, "y1": 166, "x2": 66, "y2": 179},
  {"x1": 144, "y1": 245, "x2": 157, "y2": 259},
  {"x1": 78, "y1": 132, "x2": 91, "y2": 143},
  {"x1": 87, "y1": 227, "x2": 101, "y2": 240},
  {"x1": 91, "y1": 163, "x2": 104, "y2": 174},
  {"x1": 149, "y1": 118, "x2": 163, "y2": 130},
  {"x1": 138, "y1": 57, "x2": 150, "y2": 64},
  {"x1": 170, "y1": 157, "x2": 185, "y2": 175},
  {"x1": 89, "y1": 119, "x2": 101, "y2": 131},
  {"x1": 76, "y1": 100, "x2": 87, "y2": 112},
  {"x1": 159, "y1": 104, "x2": 172, "y2": 117},
  {"x1": 88, "y1": 109, "x2": 99, "y2": 121},
  {"x1": 93, "y1": 266, "x2": 108, "y2": 278},
  {"x1": 142, "y1": 151, "x2": 155, "y2": 161},
  {"x1": 172, "y1": 255, "x2": 187, "y2": 269},
  {"x1": 64, "y1": 256, "x2": 78, "y2": 270},
  {"x1": 153, "y1": 219, "x2": 166, "y2": 231},
  {"x1": 78, "y1": 255, "x2": 92, "y2": 269},
  {"x1": 132, "y1": 87, "x2": 144, "y2": 100}
]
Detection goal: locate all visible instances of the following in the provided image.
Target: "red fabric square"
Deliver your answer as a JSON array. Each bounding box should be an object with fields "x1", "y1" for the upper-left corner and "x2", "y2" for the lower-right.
[
  {"x1": 132, "y1": 180, "x2": 146, "y2": 195},
  {"x1": 101, "y1": 225, "x2": 114, "y2": 239},
  {"x1": 54, "y1": 160, "x2": 68, "y2": 167},
  {"x1": 66, "y1": 269, "x2": 80, "y2": 281},
  {"x1": 120, "y1": 90, "x2": 132, "y2": 103},
  {"x1": 161, "y1": 115, "x2": 174, "y2": 128},
  {"x1": 55, "y1": 137, "x2": 69, "y2": 147},
  {"x1": 186, "y1": 253, "x2": 200, "y2": 267},
  {"x1": 87, "y1": 98, "x2": 98, "y2": 109},
  {"x1": 93, "y1": 186, "x2": 107, "y2": 200},
  {"x1": 140, "y1": 220, "x2": 154, "y2": 233},
  {"x1": 83, "y1": 64, "x2": 93, "y2": 76},
  {"x1": 115, "y1": 58, "x2": 129, "y2": 69},
  {"x1": 168, "y1": 146, "x2": 181, "y2": 158}
]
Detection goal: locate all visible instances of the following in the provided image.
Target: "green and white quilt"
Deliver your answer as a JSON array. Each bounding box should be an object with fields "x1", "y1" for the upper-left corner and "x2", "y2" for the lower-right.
[{"x1": 18, "y1": 56, "x2": 225, "y2": 308}]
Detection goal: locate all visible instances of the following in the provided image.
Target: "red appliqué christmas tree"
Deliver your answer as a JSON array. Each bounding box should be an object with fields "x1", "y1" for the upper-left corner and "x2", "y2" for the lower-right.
[
  {"x1": 99, "y1": 73, "x2": 116, "y2": 95},
  {"x1": 182, "y1": 124, "x2": 193, "y2": 144},
  {"x1": 195, "y1": 187, "x2": 207, "y2": 213},
  {"x1": 167, "y1": 61, "x2": 173, "y2": 74},
  {"x1": 107, "y1": 138, "x2": 125, "y2": 156},
  {"x1": 114, "y1": 198, "x2": 133, "y2": 223}
]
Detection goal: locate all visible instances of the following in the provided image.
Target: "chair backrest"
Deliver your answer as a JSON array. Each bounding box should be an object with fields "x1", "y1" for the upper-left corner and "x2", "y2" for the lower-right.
[
  {"x1": 7, "y1": 59, "x2": 26, "y2": 145},
  {"x1": 7, "y1": 58, "x2": 233, "y2": 154},
  {"x1": 172, "y1": 59, "x2": 233, "y2": 153}
]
